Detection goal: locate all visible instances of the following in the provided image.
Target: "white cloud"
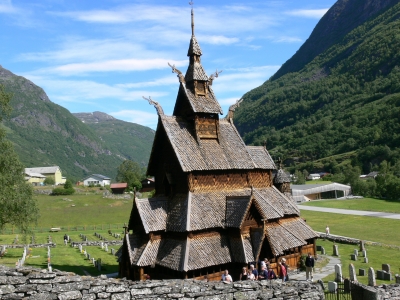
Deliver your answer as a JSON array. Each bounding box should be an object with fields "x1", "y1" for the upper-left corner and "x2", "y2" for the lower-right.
[
  {"x1": 30, "y1": 59, "x2": 187, "y2": 76},
  {"x1": 218, "y1": 97, "x2": 241, "y2": 106},
  {"x1": 115, "y1": 76, "x2": 178, "y2": 89},
  {"x1": 22, "y1": 75, "x2": 167, "y2": 103},
  {"x1": 0, "y1": 0, "x2": 16, "y2": 13},
  {"x1": 285, "y1": 9, "x2": 328, "y2": 19},
  {"x1": 110, "y1": 109, "x2": 158, "y2": 127},
  {"x1": 200, "y1": 35, "x2": 239, "y2": 45},
  {"x1": 273, "y1": 36, "x2": 302, "y2": 43}
]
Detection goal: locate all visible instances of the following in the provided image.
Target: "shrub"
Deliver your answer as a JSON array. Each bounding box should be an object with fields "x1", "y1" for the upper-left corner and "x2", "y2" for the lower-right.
[
  {"x1": 44, "y1": 177, "x2": 55, "y2": 185},
  {"x1": 51, "y1": 187, "x2": 75, "y2": 195}
]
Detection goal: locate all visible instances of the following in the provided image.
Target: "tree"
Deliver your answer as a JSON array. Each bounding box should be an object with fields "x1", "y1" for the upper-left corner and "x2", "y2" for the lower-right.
[
  {"x1": 116, "y1": 160, "x2": 145, "y2": 191},
  {"x1": 44, "y1": 177, "x2": 55, "y2": 185},
  {"x1": 294, "y1": 170, "x2": 305, "y2": 184},
  {"x1": 0, "y1": 85, "x2": 39, "y2": 234}
]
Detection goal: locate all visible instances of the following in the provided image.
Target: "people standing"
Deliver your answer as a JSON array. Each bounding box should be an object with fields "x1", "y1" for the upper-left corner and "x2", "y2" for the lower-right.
[
  {"x1": 305, "y1": 253, "x2": 315, "y2": 282},
  {"x1": 239, "y1": 267, "x2": 248, "y2": 281},
  {"x1": 325, "y1": 225, "x2": 330, "y2": 238},
  {"x1": 278, "y1": 261, "x2": 287, "y2": 283},
  {"x1": 258, "y1": 266, "x2": 268, "y2": 280},
  {"x1": 281, "y1": 258, "x2": 289, "y2": 281},
  {"x1": 267, "y1": 266, "x2": 277, "y2": 280},
  {"x1": 221, "y1": 269, "x2": 232, "y2": 282},
  {"x1": 249, "y1": 264, "x2": 258, "y2": 280}
]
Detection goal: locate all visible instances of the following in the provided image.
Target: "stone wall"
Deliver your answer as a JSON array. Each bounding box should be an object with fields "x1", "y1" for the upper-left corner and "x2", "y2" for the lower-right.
[
  {"x1": 350, "y1": 281, "x2": 400, "y2": 300},
  {"x1": 0, "y1": 266, "x2": 325, "y2": 299}
]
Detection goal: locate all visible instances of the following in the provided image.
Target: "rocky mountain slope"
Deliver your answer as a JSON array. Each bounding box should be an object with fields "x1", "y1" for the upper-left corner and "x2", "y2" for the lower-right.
[
  {"x1": 235, "y1": 0, "x2": 400, "y2": 171},
  {"x1": 0, "y1": 66, "x2": 154, "y2": 180}
]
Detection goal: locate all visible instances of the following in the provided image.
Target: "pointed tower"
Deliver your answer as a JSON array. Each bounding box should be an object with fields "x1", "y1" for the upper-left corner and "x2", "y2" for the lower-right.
[{"x1": 118, "y1": 6, "x2": 318, "y2": 281}]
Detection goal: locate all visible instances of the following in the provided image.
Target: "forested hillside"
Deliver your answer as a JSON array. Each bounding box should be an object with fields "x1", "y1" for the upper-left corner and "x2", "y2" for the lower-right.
[
  {"x1": 235, "y1": 0, "x2": 400, "y2": 171},
  {"x1": 0, "y1": 66, "x2": 154, "y2": 180}
]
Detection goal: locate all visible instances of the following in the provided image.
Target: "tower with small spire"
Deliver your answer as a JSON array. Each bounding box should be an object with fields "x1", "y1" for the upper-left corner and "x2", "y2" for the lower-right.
[{"x1": 118, "y1": 5, "x2": 318, "y2": 281}]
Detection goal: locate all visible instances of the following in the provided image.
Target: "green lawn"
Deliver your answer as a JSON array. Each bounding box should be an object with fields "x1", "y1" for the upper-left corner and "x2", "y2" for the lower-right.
[
  {"x1": 301, "y1": 198, "x2": 400, "y2": 214},
  {"x1": 300, "y1": 210, "x2": 400, "y2": 247},
  {"x1": 0, "y1": 230, "x2": 122, "y2": 276},
  {"x1": 305, "y1": 180, "x2": 331, "y2": 184},
  {"x1": 316, "y1": 239, "x2": 400, "y2": 285}
]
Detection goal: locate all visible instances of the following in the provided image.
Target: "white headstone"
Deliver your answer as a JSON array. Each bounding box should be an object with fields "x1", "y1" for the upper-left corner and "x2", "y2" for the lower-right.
[
  {"x1": 335, "y1": 264, "x2": 343, "y2": 282},
  {"x1": 349, "y1": 264, "x2": 357, "y2": 282},
  {"x1": 362, "y1": 250, "x2": 367, "y2": 257},
  {"x1": 105, "y1": 244, "x2": 108, "y2": 252},
  {"x1": 101, "y1": 242, "x2": 104, "y2": 249},
  {"x1": 328, "y1": 281, "x2": 337, "y2": 292},
  {"x1": 368, "y1": 267, "x2": 376, "y2": 286},
  {"x1": 333, "y1": 244, "x2": 339, "y2": 256},
  {"x1": 354, "y1": 249, "x2": 358, "y2": 256}
]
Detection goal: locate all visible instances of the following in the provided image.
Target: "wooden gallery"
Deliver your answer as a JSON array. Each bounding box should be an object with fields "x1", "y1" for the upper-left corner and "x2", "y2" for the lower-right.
[{"x1": 118, "y1": 8, "x2": 318, "y2": 281}]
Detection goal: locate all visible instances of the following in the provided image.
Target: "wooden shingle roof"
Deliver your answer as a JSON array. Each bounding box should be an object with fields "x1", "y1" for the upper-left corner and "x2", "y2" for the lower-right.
[
  {"x1": 178, "y1": 83, "x2": 223, "y2": 115},
  {"x1": 264, "y1": 219, "x2": 313, "y2": 256},
  {"x1": 247, "y1": 146, "x2": 276, "y2": 169},
  {"x1": 187, "y1": 35, "x2": 202, "y2": 56},
  {"x1": 225, "y1": 196, "x2": 252, "y2": 228},
  {"x1": 136, "y1": 239, "x2": 161, "y2": 267},
  {"x1": 185, "y1": 62, "x2": 208, "y2": 82},
  {"x1": 135, "y1": 197, "x2": 167, "y2": 233},
  {"x1": 160, "y1": 116, "x2": 263, "y2": 172},
  {"x1": 274, "y1": 169, "x2": 291, "y2": 184},
  {"x1": 125, "y1": 234, "x2": 147, "y2": 265},
  {"x1": 278, "y1": 217, "x2": 319, "y2": 241},
  {"x1": 156, "y1": 238, "x2": 186, "y2": 271}
]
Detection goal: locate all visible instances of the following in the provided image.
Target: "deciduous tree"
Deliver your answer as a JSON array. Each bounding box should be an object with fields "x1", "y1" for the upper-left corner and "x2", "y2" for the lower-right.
[
  {"x1": 0, "y1": 85, "x2": 39, "y2": 233},
  {"x1": 116, "y1": 160, "x2": 145, "y2": 191}
]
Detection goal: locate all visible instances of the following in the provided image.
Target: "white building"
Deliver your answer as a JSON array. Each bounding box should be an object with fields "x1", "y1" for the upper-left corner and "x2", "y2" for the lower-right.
[
  {"x1": 291, "y1": 182, "x2": 351, "y2": 203},
  {"x1": 82, "y1": 174, "x2": 111, "y2": 186},
  {"x1": 307, "y1": 173, "x2": 321, "y2": 180}
]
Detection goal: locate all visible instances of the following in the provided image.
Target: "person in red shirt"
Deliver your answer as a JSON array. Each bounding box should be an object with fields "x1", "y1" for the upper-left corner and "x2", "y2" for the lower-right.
[{"x1": 278, "y1": 261, "x2": 287, "y2": 283}]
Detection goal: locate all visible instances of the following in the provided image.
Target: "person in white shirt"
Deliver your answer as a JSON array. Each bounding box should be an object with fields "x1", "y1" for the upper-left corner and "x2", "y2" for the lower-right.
[
  {"x1": 325, "y1": 225, "x2": 330, "y2": 238},
  {"x1": 221, "y1": 269, "x2": 233, "y2": 282}
]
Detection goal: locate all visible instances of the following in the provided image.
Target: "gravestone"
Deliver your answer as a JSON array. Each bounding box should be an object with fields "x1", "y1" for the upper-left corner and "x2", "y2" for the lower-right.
[
  {"x1": 87, "y1": 253, "x2": 91, "y2": 260},
  {"x1": 328, "y1": 281, "x2": 337, "y2": 292},
  {"x1": 64, "y1": 239, "x2": 67, "y2": 246},
  {"x1": 359, "y1": 240, "x2": 365, "y2": 251},
  {"x1": 383, "y1": 272, "x2": 392, "y2": 281},
  {"x1": 377, "y1": 270, "x2": 385, "y2": 280},
  {"x1": 362, "y1": 250, "x2": 367, "y2": 257},
  {"x1": 396, "y1": 275, "x2": 400, "y2": 284},
  {"x1": 364, "y1": 257, "x2": 368, "y2": 263},
  {"x1": 335, "y1": 264, "x2": 343, "y2": 282},
  {"x1": 104, "y1": 244, "x2": 108, "y2": 252},
  {"x1": 368, "y1": 267, "x2": 376, "y2": 286},
  {"x1": 83, "y1": 249, "x2": 87, "y2": 256},
  {"x1": 92, "y1": 258, "x2": 96, "y2": 266},
  {"x1": 321, "y1": 247, "x2": 325, "y2": 255},
  {"x1": 359, "y1": 269, "x2": 366, "y2": 276},
  {"x1": 97, "y1": 258, "x2": 102, "y2": 271},
  {"x1": 333, "y1": 244, "x2": 339, "y2": 256},
  {"x1": 48, "y1": 263, "x2": 52, "y2": 273},
  {"x1": 79, "y1": 244, "x2": 82, "y2": 252},
  {"x1": 316, "y1": 245, "x2": 322, "y2": 251},
  {"x1": 111, "y1": 248, "x2": 115, "y2": 255},
  {"x1": 353, "y1": 249, "x2": 358, "y2": 256},
  {"x1": 351, "y1": 254, "x2": 357, "y2": 261},
  {"x1": 382, "y1": 264, "x2": 391, "y2": 273},
  {"x1": 100, "y1": 242, "x2": 104, "y2": 249},
  {"x1": 349, "y1": 264, "x2": 357, "y2": 282}
]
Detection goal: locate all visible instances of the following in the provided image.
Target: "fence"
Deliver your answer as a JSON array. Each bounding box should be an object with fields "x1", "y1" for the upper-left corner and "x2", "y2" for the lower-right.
[
  {"x1": 0, "y1": 224, "x2": 127, "y2": 235},
  {"x1": 324, "y1": 279, "x2": 351, "y2": 300}
]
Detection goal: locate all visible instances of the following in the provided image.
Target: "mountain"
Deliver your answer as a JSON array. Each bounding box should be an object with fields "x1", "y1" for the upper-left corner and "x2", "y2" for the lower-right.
[
  {"x1": 0, "y1": 66, "x2": 154, "y2": 180},
  {"x1": 235, "y1": 0, "x2": 400, "y2": 172},
  {"x1": 73, "y1": 111, "x2": 154, "y2": 165}
]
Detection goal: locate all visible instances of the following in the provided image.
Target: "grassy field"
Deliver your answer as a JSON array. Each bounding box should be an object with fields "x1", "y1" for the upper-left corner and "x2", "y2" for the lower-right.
[
  {"x1": 0, "y1": 193, "x2": 134, "y2": 233},
  {"x1": 316, "y1": 239, "x2": 400, "y2": 285},
  {"x1": 301, "y1": 198, "x2": 400, "y2": 214},
  {"x1": 300, "y1": 210, "x2": 400, "y2": 246},
  {"x1": 0, "y1": 230, "x2": 122, "y2": 276},
  {"x1": 305, "y1": 180, "x2": 331, "y2": 185}
]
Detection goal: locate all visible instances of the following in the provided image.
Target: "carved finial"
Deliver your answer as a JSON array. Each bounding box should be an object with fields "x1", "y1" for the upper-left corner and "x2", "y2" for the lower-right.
[
  {"x1": 168, "y1": 62, "x2": 185, "y2": 83},
  {"x1": 225, "y1": 98, "x2": 243, "y2": 121},
  {"x1": 189, "y1": 1, "x2": 194, "y2": 36},
  {"x1": 277, "y1": 157, "x2": 283, "y2": 169},
  {"x1": 142, "y1": 96, "x2": 164, "y2": 116},
  {"x1": 263, "y1": 140, "x2": 267, "y2": 149},
  {"x1": 208, "y1": 69, "x2": 223, "y2": 86}
]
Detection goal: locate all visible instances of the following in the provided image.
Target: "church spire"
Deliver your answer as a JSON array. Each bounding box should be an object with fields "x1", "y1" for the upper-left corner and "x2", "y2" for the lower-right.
[{"x1": 190, "y1": 1, "x2": 194, "y2": 36}]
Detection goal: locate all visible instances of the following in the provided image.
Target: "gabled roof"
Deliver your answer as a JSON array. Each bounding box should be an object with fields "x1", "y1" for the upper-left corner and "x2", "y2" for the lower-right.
[
  {"x1": 135, "y1": 197, "x2": 168, "y2": 234},
  {"x1": 246, "y1": 146, "x2": 276, "y2": 169},
  {"x1": 185, "y1": 61, "x2": 208, "y2": 82},
  {"x1": 229, "y1": 232, "x2": 256, "y2": 264},
  {"x1": 25, "y1": 172, "x2": 46, "y2": 178},
  {"x1": 83, "y1": 174, "x2": 111, "y2": 181},
  {"x1": 25, "y1": 166, "x2": 60, "y2": 174},
  {"x1": 175, "y1": 83, "x2": 223, "y2": 115},
  {"x1": 264, "y1": 221, "x2": 305, "y2": 256},
  {"x1": 137, "y1": 187, "x2": 298, "y2": 234},
  {"x1": 155, "y1": 116, "x2": 269, "y2": 172}
]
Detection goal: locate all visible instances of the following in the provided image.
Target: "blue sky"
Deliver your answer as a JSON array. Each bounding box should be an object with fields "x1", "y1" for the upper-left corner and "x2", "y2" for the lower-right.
[{"x1": 0, "y1": 0, "x2": 336, "y2": 129}]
